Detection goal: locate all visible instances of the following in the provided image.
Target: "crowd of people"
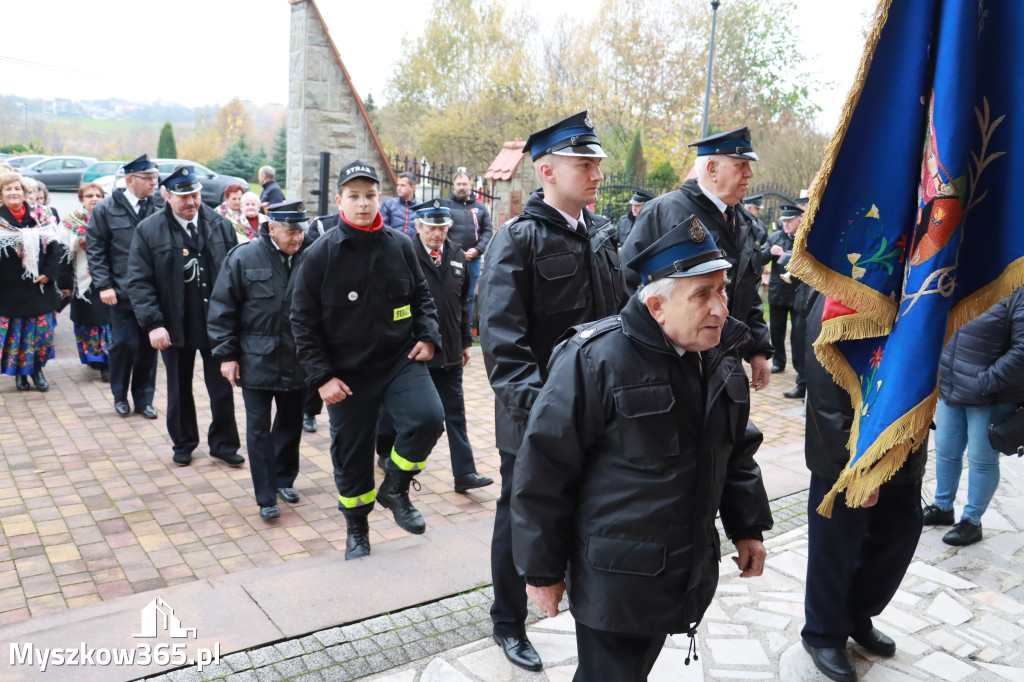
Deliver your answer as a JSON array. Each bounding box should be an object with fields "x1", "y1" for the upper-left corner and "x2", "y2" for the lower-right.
[{"x1": 3, "y1": 112, "x2": 1022, "y2": 680}]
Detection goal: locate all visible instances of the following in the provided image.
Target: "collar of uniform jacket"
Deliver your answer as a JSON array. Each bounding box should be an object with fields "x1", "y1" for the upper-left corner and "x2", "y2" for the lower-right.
[{"x1": 523, "y1": 189, "x2": 592, "y2": 235}]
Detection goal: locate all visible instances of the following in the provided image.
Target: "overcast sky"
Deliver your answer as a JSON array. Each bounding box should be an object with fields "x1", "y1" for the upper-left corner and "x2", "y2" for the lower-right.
[{"x1": 3, "y1": 0, "x2": 874, "y2": 132}]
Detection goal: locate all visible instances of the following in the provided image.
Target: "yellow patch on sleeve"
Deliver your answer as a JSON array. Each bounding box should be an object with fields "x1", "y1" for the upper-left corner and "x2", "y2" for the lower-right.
[{"x1": 393, "y1": 305, "x2": 411, "y2": 321}]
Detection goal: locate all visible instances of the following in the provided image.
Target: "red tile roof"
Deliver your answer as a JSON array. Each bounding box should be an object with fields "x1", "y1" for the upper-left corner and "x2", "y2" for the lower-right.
[{"x1": 485, "y1": 139, "x2": 527, "y2": 181}]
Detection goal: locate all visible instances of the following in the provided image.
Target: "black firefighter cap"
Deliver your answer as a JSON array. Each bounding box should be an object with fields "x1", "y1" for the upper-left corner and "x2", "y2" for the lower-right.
[
  {"x1": 629, "y1": 189, "x2": 655, "y2": 205},
  {"x1": 626, "y1": 215, "x2": 732, "y2": 284},
  {"x1": 522, "y1": 110, "x2": 607, "y2": 161},
  {"x1": 689, "y1": 127, "x2": 759, "y2": 161},
  {"x1": 742, "y1": 194, "x2": 763, "y2": 206},
  {"x1": 337, "y1": 160, "x2": 380, "y2": 187},
  {"x1": 779, "y1": 205, "x2": 805, "y2": 219},
  {"x1": 412, "y1": 199, "x2": 453, "y2": 226},
  {"x1": 122, "y1": 153, "x2": 158, "y2": 175},
  {"x1": 266, "y1": 200, "x2": 310, "y2": 231},
  {"x1": 161, "y1": 166, "x2": 202, "y2": 195}
]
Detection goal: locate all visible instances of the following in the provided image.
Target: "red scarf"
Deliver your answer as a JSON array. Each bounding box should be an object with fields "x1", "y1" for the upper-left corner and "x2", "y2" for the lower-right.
[
  {"x1": 9, "y1": 203, "x2": 27, "y2": 222},
  {"x1": 341, "y1": 211, "x2": 383, "y2": 232},
  {"x1": 246, "y1": 216, "x2": 260, "y2": 235}
]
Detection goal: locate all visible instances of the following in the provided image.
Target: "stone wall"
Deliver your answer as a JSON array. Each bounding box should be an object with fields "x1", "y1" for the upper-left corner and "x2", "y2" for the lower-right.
[{"x1": 287, "y1": 0, "x2": 395, "y2": 215}]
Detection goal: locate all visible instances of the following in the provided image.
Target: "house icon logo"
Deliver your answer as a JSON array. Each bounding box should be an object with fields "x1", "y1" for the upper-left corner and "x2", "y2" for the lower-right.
[{"x1": 133, "y1": 597, "x2": 197, "y2": 639}]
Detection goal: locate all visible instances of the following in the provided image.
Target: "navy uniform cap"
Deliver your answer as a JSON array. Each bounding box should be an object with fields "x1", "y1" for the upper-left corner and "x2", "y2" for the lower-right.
[
  {"x1": 688, "y1": 127, "x2": 759, "y2": 161},
  {"x1": 626, "y1": 215, "x2": 731, "y2": 284},
  {"x1": 161, "y1": 166, "x2": 202, "y2": 195},
  {"x1": 522, "y1": 110, "x2": 607, "y2": 161},
  {"x1": 779, "y1": 205, "x2": 804, "y2": 219},
  {"x1": 629, "y1": 189, "x2": 655, "y2": 205},
  {"x1": 267, "y1": 200, "x2": 309, "y2": 231},
  {"x1": 742, "y1": 194, "x2": 763, "y2": 206},
  {"x1": 123, "y1": 153, "x2": 158, "y2": 175},
  {"x1": 412, "y1": 199, "x2": 453, "y2": 226},
  {"x1": 337, "y1": 160, "x2": 380, "y2": 187}
]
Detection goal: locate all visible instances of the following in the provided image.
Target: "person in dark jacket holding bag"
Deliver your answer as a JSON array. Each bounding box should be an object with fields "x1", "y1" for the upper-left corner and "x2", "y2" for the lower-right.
[
  {"x1": 478, "y1": 111, "x2": 628, "y2": 672},
  {"x1": 443, "y1": 171, "x2": 492, "y2": 327},
  {"x1": 128, "y1": 166, "x2": 242, "y2": 468},
  {"x1": 923, "y1": 289, "x2": 1024, "y2": 546},
  {"x1": 208, "y1": 201, "x2": 311, "y2": 520},
  {"x1": 801, "y1": 290, "x2": 926, "y2": 682},
  {"x1": 512, "y1": 218, "x2": 771, "y2": 682}
]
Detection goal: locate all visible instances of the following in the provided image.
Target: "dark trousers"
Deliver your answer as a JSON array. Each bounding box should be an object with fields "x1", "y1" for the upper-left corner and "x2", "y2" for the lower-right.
[
  {"x1": 573, "y1": 621, "x2": 665, "y2": 682},
  {"x1": 491, "y1": 449, "x2": 527, "y2": 637},
  {"x1": 304, "y1": 386, "x2": 323, "y2": 417},
  {"x1": 791, "y1": 308, "x2": 808, "y2": 388},
  {"x1": 325, "y1": 357, "x2": 444, "y2": 518},
  {"x1": 160, "y1": 346, "x2": 239, "y2": 458},
  {"x1": 769, "y1": 303, "x2": 794, "y2": 370},
  {"x1": 802, "y1": 473, "x2": 923, "y2": 648},
  {"x1": 107, "y1": 306, "x2": 157, "y2": 407},
  {"x1": 241, "y1": 388, "x2": 303, "y2": 508},
  {"x1": 376, "y1": 364, "x2": 477, "y2": 477}
]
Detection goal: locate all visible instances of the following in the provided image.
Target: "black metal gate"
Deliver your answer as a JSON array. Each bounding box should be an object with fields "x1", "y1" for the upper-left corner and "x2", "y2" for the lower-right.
[{"x1": 389, "y1": 154, "x2": 495, "y2": 206}]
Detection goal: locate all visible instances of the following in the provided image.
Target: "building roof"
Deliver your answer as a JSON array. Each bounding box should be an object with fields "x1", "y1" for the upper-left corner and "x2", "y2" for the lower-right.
[{"x1": 485, "y1": 139, "x2": 527, "y2": 181}]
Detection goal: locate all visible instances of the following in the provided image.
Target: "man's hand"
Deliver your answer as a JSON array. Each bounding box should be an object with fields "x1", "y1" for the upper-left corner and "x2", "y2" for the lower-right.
[
  {"x1": 319, "y1": 377, "x2": 353, "y2": 404},
  {"x1": 60, "y1": 289, "x2": 71, "y2": 298},
  {"x1": 99, "y1": 288, "x2": 117, "y2": 305},
  {"x1": 749, "y1": 354, "x2": 771, "y2": 391},
  {"x1": 33, "y1": 274, "x2": 50, "y2": 285},
  {"x1": 408, "y1": 341, "x2": 435, "y2": 362},
  {"x1": 462, "y1": 347, "x2": 472, "y2": 367},
  {"x1": 221, "y1": 361, "x2": 240, "y2": 388},
  {"x1": 770, "y1": 244, "x2": 784, "y2": 257},
  {"x1": 465, "y1": 247, "x2": 480, "y2": 260},
  {"x1": 525, "y1": 581, "x2": 566, "y2": 618},
  {"x1": 860, "y1": 488, "x2": 880, "y2": 508},
  {"x1": 732, "y1": 539, "x2": 767, "y2": 578},
  {"x1": 149, "y1": 327, "x2": 171, "y2": 350}
]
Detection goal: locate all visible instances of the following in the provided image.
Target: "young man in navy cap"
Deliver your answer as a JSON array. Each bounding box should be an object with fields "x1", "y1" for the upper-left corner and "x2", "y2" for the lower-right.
[
  {"x1": 511, "y1": 217, "x2": 771, "y2": 681},
  {"x1": 86, "y1": 153, "x2": 160, "y2": 418},
  {"x1": 208, "y1": 201, "x2": 311, "y2": 520},
  {"x1": 290, "y1": 160, "x2": 444, "y2": 560},
  {"x1": 127, "y1": 166, "x2": 242, "y2": 468},
  {"x1": 620, "y1": 127, "x2": 775, "y2": 393},
  {"x1": 478, "y1": 110, "x2": 628, "y2": 671},
  {"x1": 616, "y1": 188, "x2": 654, "y2": 247}
]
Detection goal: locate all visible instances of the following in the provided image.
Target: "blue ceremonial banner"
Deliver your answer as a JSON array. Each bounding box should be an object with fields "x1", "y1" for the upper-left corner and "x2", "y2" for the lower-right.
[{"x1": 790, "y1": 0, "x2": 1024, "y2": 514}]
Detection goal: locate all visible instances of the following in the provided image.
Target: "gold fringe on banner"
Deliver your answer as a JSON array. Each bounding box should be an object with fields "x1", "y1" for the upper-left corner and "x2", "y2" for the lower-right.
[{"x1": 945, "y1": 257, "x2": 1024, "y2": 341}]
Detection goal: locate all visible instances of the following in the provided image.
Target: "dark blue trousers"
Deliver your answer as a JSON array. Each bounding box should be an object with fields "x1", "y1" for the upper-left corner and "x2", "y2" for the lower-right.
[
  {"x1": 241, "y1": 388, "x2": 303, "y2": 508},
  {"x1": 161, "y1": 346, "x2": 239, "y2": 459},
  {"x1": 802, "y1": 473, "x2": 923, "y2": 648},
  {"x1": 490, "y1": 449, "x2": 527, "y2": 637},
  {"x1": 107, "y1": 306, "x2": 157, "y2": 408}
]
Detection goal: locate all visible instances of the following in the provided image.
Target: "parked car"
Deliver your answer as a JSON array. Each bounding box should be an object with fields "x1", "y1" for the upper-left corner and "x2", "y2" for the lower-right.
[
  {"x1": 21, "y1": 156, "x2": 97, "y2": 190},
  {"x1": 6, "y1": 154, "x2": 50, "y2": 169},
  {"x1": 154, "y1": 159, "x2": 249, "y2": 207},
  {"x1": 82, "y1": 161, "x2": 126, "y2": 184}
]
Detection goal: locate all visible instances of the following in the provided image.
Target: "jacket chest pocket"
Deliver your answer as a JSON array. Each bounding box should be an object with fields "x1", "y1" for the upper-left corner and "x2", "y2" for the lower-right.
[
  {"x1": 244, "y1": 268, "x2": 274, "y2": 299},
  {"x1": 724, "y1": 372, "x2": 749, "y2": 436},
  {"x1": 614, "y1": 383, "x2": 679, "y2": 458},
  {"x1": 388, "y1": 277, "x2": 412, "y2": 300},
  {"x1": 536, "y1": 251, "x2": 584, "y2": 315}
]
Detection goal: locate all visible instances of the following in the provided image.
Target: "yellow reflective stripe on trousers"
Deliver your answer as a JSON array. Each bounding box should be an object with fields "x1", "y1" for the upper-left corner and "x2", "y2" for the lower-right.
[
  {"x1": 338, "y1": 490, "x2": 376, "y2": 508},
  {"x1": 390, "y1": 447, "x2": 426, "y2": 471}
]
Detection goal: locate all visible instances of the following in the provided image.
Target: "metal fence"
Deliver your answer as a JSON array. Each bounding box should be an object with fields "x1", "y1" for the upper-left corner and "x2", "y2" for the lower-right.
[
  {"x1": 594, "y1": 171, "x2": 675, "y2": 222},
  {"x1": 388, "y1": 154, "x2": 495, "y2": 206},
  {"x1": 747, "y1": 181, "x2": 800, "y2": 226}
]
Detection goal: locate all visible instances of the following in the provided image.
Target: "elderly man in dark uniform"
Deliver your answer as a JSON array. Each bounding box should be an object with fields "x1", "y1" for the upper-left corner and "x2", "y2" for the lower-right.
[
  {"x1": 86, "y1": 153, "x2": 160, "y2": 418},
  {"x1": 208, "y1": 201, "x2": 311, "y2": 519},
  {"x1": 128, "y1": 166, "x2": 242, "y2": 468},
  {"x1": 478, "y1": 110, "x2": 628, "y2": 672},
  {"x1": 290, "y1": 161, "x2": 444, "y2": 560},
  {"x1": 512, "y1": 218, "x2": 772, "y2": 681},
  {"x1": 616, "y1": 188, "x2": 654, "y2": 247},
  {"x1": 620, "y1": 127, "x2": 774, "y2": 392},
  {"x1": 760, "y1": 205, "x2": 802, "y2": 375}
]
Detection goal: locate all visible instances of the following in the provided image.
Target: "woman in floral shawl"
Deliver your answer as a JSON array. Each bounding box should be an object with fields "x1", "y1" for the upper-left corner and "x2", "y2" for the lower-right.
[
  {"x1": 60, "y1": 182, "x2": 111, "y2": 381},
  {"x1": 0, "y1": 171, "x2": 68, "y2": 391},
  {"x1": 216, "y1": 184, "x2": 266, "y2": 242}
]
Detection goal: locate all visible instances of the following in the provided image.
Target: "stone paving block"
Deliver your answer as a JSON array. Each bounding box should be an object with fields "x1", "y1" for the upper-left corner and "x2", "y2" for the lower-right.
[
  {"x1": 273, "y1": 656, "x2": 308, "y2": 678},
  {"x1": 225, "y1": 672, "x2": 260, "y2": 682},
  {"x1": 297, "y1": 635, "x2": 324, "y2": 653},
  {"x1": 199, "y1": 661, "x2": 235, "y2": 680},
  {"x1": 223, "y1": 652, "x2": 253, "y2": 672},
  {"x1": 352, "y1": 636, "x2": 382, "y2": 657},
  {"x1": 274, "y1": 639, "x2": 306, "y2": 660},
  {"x1": 375, "y1": 629, "x2": 404, "y2": 650},
  {"x1": 168, "y1": 669, "x2": 203, "y2": 682},
  {"x1": 312, "y1": 627, "x2": 344, "y2": 648},
  {"x1": 247, "y1": 646, "x2": 282, "y2": 669},
  {"x1": 341, "y1": 622, "x2": 373, "y2": 641},
  {"x1": 290, "y1": 673, "x2": 325, "y2": 682},
  {"x1": 300, "y1": 651, "x2": 332, "y2": 671},
  {"x1": 324, "y1": 643, "x2": 356, "y2": 664}
]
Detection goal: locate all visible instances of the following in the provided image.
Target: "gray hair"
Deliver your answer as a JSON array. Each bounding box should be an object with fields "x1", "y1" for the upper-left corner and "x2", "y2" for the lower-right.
[
  {"x1": 694, "y1": 155, "x2": 713, "y2": 181},
  {"x1": 454, "y1": 170, "x2": 472, "y2": 182},
  {"x1": 638, "y1": 277, "x2": 680, "y2": 304},
  {"x1": 259, "y1": 165, "x2": 275, "y2": 180},
  {"x1": 398, "y1": 171, "x2": 417, "y2": 184},
  {"x1": 240, "y1": 191, "x2": 261, "y2": 204}
]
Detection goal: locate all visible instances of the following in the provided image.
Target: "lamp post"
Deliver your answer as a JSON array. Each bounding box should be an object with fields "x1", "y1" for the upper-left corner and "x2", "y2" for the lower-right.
[{"x1": 700, "y1": 0, "x2": 721, "y2": 140}]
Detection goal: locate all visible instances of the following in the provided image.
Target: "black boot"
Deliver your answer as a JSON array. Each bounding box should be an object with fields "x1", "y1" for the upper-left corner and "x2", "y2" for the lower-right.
[
  {"x1": 15, "y1": 375, "x2": 31, "y2": 391},
  {"x1": 377, "y1": 470, "x2": 426, "y2": 535},
  {"x1": 345, "y1": 516, "x2": 370, "y2": 560},
  {"x1": 32, "y1": 370, "x2": 49, "y2": 392}
]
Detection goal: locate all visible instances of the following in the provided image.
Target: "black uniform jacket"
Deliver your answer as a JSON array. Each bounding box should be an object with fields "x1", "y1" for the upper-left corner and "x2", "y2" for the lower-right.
[
  {"x1": 443, "y1": 192, "x2": 493, "y2": 254},
  {"x1": 127, "y1": 204, "x2": 235, "y2": 346},
  {"x1": 803, "y1": 291, "x2": 927, "y2": 483},
  {"x1": 479, "y1": 190, "x2": 628, "y2": 454},
  {"x1": 207, "y1": 232, "x2": 306, "y2": 392},
  {"x1": 0, "y1": 207, "x2": 67, "y2": 318},
  {"x1": 760, "y1": 229, "x2": 797, "y2": 307},
  {"x1": 410, "y1": 234, "x2": 472, "y2": 369},
  {"x1": 86, "y1": 189, "x2": 157, "y2": 309},
  {"x1": 289, "y1": 221, "x2": 441, "y2": 390},
  {"x1": 620, "y1": 178, "x2": 772, "y2": 360},
  {"x1": 511, "y1": 296, "x2": 773, "y2": 635}
]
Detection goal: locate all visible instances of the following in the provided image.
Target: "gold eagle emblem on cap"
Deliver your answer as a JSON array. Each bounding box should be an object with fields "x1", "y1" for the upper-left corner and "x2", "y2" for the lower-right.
[
  {"x1": 584, "y1": 112, "x2": 593, "y2": 129},
  {"x1": 689, "y1": 217, "x2": 706, "y2": 243}
]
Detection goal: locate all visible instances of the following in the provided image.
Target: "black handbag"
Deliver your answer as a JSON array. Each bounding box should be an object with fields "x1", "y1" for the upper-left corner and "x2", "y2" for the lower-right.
[{"x1": 988, "y1": 288, "x2": 1024, "y2": 456}]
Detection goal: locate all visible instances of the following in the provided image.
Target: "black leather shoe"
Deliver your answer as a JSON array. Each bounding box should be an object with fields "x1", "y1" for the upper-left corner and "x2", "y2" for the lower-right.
[
  {"x1": 32, "y1": 370, "x2": 49, "y2": 392},
  {"x1": 943, "y1": 519, "x2": 982, "y2": 546},
  {"x1": 851, "y1": 627, "x2": 896, "y2": 656},
  {"x1": 493, "y1": 633, "x2": 543, "y2": 672},
  {"x1": 922, "y1": 503, "x2": 954, "y2": 525},
  {"x1": 277, "y1": 487, "x2": 300, "y2": 503},
  {"x1": 114, "y1": 400, "x2": 131, "y2": 416},
  {"x1": 136, "y1": 405, "x2": 158, "y2": 419},
  {"x1": 377, "y1": 454, "x2": 388, "y2": 470},
  {"x1": 15, "y1": 375, "x2": 31, "y2": 391},
  {"x1": 172, "y1": 451, "x2": 192, "y2": 466},
  {"x1": 345, "y1": 517, "x2": 370, "y2": 560},
  {"x1": 260, "y1": 505, "x2": 280, "y2": 519},
  {"x1": 802, "y1": 639, "x2": 856, "y2": 682},
  {"x1": 771, "y1": 364, "x2": 784, "y2": 374},
  {"x1": 454, "y1": 473, "x2": 494, "y2": 493},
  {"x1": 302, "y1": 414, "x2": 317, "y2": 433},
  {"x1": 100, "y1": 367, "x2": 111, "y2": 382},
  {"x1": 377, "y1": 470, "x2": 425, "y2": 534},
  {"x1": 211, "y1": 452, "x2": 246, "y2": 467},
  {"x1": 783, "y1": 385, "x2": 806, "y2": 399}
]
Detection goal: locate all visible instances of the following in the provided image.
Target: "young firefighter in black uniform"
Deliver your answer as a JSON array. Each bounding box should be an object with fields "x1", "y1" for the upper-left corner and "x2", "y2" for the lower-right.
[
  {"x1": 290, "y1": 161, "x2": 444, "y2": 560},
  {"x1": 208, "y1": 201, "x2": 311, "y2": 520}
]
